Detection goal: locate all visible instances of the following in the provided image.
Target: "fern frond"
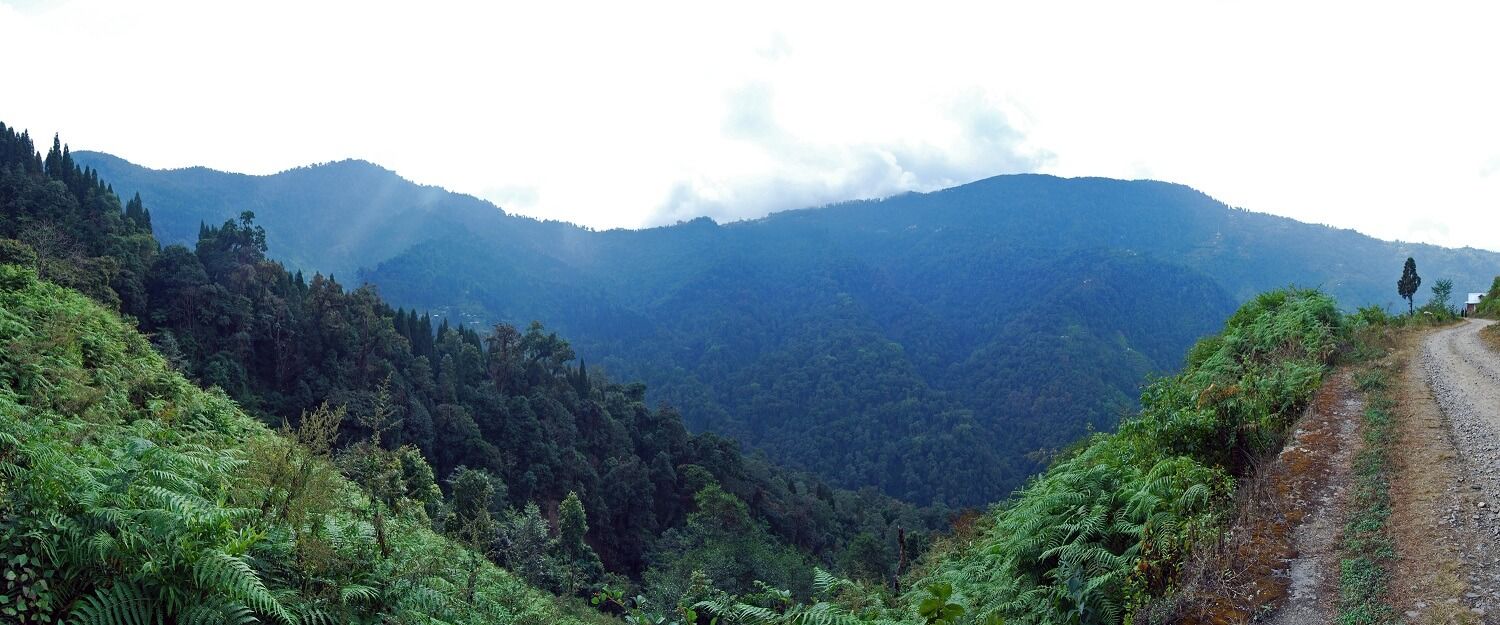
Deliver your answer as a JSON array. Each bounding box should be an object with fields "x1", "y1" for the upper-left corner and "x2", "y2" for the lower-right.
[
  {"x1": 193, "y1": 550, "x2": 293, "y2": 624},
  {"x1": 69, "y1": 582, "x2": 158, "y2": 625}
]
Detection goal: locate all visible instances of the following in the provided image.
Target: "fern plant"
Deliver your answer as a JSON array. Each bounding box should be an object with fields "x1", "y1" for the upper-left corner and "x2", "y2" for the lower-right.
[{"x1": 1, "y1": 265, "x2": 589, "y2": 625}]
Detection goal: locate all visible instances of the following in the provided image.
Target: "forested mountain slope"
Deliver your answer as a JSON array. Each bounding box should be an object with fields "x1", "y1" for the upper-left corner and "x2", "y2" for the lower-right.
[
  {"x1": 10, "y1": 122, "x2": 1427, "y2": 625},
  {"x1": 0, "y1": 263, "x2": 592, "y2": 625},
  {"x1": 82, "y1": 151, "x2": 1500, "y2": 504},
  {"x1": 4, "y1": 124, "x2": 944, "y2": 615},
  {"x1": 73, "y1": 151, "x2": 521, "y2": 279}
]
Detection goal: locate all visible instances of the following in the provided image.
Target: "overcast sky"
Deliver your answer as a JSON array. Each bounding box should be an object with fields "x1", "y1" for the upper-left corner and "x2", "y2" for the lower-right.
[{"x1": 3, "y1": 1, "x2": 1499, "y2": 251}]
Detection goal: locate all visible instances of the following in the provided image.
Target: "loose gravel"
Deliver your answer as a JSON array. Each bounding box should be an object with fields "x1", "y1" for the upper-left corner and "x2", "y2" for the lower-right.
[{"x1": 1419, "y1": 318, "x2": 1500, "y2": 620}]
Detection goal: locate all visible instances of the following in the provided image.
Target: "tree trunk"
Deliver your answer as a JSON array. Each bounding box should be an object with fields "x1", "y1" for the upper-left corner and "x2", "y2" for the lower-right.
[
  {"x1": 373, "y1": 504, "x2": 391, "y2": 559},
  {"x1": 893, "y1": 526, "x2": 907, "y2": 593}
]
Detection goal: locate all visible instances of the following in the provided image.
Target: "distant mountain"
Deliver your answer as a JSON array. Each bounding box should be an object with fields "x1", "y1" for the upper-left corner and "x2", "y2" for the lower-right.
[
  {"x1": 75, "y1": 151, "x2": 525, "y2": 278},
  {"x1": 78, "y1": 151, "x2": 1500, "y2": 504}
]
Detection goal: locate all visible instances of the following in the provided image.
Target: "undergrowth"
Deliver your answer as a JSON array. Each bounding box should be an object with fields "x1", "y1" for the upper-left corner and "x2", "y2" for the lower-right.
[
  {"x1": 910, "y1": 288, "x2": 1341, "y2": 624},
  {"x1": 0, "y1": 265, "x2": 592, "y2": 624},
  {"x1": 0, "y1": 263, "x2": 1364, "y2": 625},
  {"x1": 1338, "y1": 366, "x2": 1397, "y2": 624}
]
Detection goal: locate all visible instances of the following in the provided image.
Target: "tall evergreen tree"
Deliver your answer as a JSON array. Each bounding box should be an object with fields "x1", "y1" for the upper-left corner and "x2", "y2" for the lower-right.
[{"x1": 1397, "y1": 256, "x2": 1422, "y2": 314}]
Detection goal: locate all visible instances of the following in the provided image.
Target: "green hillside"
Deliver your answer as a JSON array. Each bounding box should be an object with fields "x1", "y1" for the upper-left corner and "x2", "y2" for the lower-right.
[
  {"x1": 8, "y1": 122, "x2": 1391, "y2": 624},
  {"x1": 78, "y1": 152, "x2": 1500, "y2": 507},
  {"x1": 4, "y1": 123, "x2": 942, "y2": 617},
  {"x1": 0, "y1": 264, "x2": 590, "y2": 624}
]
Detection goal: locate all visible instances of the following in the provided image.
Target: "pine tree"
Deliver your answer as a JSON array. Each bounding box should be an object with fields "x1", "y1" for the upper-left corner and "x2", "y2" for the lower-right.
[
  {"x1": 417, "y1": 313, "x2": 434, "y2": 357},
  {"x1": 574, "y1": 360, "x2": 589, "y2": 396},
  {"x1": 1397, "y1": 257, "x2": 1422, "y2": 315}
]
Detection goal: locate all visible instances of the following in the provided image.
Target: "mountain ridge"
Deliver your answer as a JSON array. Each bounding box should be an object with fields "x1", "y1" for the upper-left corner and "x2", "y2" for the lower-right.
[{"x1": 74, "y1": 149, "x2": 1500, "y2": 504}]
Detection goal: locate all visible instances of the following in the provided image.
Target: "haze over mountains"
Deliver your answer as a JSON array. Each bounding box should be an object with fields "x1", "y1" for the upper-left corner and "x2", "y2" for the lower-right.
[{"x1": 78, "y1": 150, "x2": 1500, "y2": 504}]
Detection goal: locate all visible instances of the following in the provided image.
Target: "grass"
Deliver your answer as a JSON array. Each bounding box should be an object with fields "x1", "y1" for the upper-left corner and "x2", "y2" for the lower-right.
[
  {"x1": 1338, "y1": 366, "x2": 1398, "y2": 624},
  {"x1": 1482, "y1": 323, "x2": 1500, "y2": 352}
]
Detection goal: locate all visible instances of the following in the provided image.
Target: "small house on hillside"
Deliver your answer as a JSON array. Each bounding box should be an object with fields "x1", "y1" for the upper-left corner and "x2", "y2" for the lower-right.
[{"x1": 1468, "y1": 292, "x2": 1487, "y2": 316}]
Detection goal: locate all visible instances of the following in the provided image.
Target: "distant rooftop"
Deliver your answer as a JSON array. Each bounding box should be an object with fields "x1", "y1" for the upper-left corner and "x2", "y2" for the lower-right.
[{"x1": 1469, "y1": 293, "x2": 1487, "y2": 305}]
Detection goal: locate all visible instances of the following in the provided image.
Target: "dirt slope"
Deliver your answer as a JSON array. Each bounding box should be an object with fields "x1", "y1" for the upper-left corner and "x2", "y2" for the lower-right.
[
  {"x1": 1176, "y1": 320, "x2": 1500, "y2": 624},
  {"x1": 1168, "y1": 372, "x2": 1362, "y2": 624},
  {"x1": 1263, "y1": 371, "x2": 1363, "y2": 625}
]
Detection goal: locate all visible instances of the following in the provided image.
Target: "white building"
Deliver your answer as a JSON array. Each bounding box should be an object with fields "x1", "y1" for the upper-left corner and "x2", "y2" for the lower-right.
[{"x1": 1468, "y1": 292, "x2": 1487, "y2": 316}]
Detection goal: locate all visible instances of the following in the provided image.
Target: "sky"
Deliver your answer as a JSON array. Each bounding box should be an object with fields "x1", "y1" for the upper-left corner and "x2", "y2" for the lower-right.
[{"x1": 3, "y1": 1, "x2": 1500, "y2": 251}]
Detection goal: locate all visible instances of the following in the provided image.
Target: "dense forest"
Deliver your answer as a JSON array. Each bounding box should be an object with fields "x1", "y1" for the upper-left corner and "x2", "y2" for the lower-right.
[
  {"x1": 8, "y1": 121, "x2": 1446, "y2": 624},
  {"x1": 78, "y1": 154, "x2": 1255, "y2": 505},
  {"x1": 81, "y1": 151, "x2": 1500, "y2": 506},
  {"x1": 1, "y1": 260, "x2": 595, "y2": 624},
  {"x1": 4, "y1": 119, "x2": 1378, "y2": 623},
  {"x1": 1, "y1": 123, "x2": 945, "y2": 609}
]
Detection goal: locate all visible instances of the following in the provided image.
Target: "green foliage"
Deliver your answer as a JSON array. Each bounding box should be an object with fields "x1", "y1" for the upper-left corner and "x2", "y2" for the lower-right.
[
  {"x1": 1397, "y1": 257, "x2": 1421, "y2": 314},
  {"x1": 555, "y1": 492, "x2": 605, "y2": 596},
  {"x1": 0, "y1": 265, "x2": 588, "y2": 624},
  {"x1": 691, "y1": 569, "x2": 904, "y2": 625},
  {"x1": 1474, "y1": 276, "x2": 1500, "y2": 318},
  {"x1": 1338, "y1": 369, "x2": 1397, "y2": 624},
  {"x1": 6, "y1": 125, "x2": 937, "y2": 616},
  {"x1": 89, "y1": 150, "x2": 1259, "y2": 506},
  {"x1": 900, "y1": 288, "x2": 1340, "y2": 624},
  {"x1": 1349, "y1": 304, "x2": 1392, "y2": 329},
  {"x1": 0, "y1": 126, "x2": 156, "y2": 317},
  {"x1": 497, "y1": 503, "x2": 557, "y2": 588},
  {"x1": 88, "y1": 151, "x2": 1500, "y2": 505},
  {"x1": 137, "y1": 213, "x2": 931, "y2": 577},
  {"x1": 643, "y1": 486, "x2": 817, "y2": 611},
  {"x1": 916, "y1": 582, "x2": 964, "y2": 624},
  {"x1": 1415, "y1": 278, "x2": 1459, "y2": 322},
  {"x1": 1429, "y1": 278, "x2": 1454, "y2": 311}
]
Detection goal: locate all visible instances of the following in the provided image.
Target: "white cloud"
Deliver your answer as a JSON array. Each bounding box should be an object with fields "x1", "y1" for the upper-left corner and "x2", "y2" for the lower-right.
[
  {"x1": 2, "y1": 0, "x2": 1499, "y2": 250},
  {"x1": 653, "y1": 82, "x2": 1048, "y2": 224}
]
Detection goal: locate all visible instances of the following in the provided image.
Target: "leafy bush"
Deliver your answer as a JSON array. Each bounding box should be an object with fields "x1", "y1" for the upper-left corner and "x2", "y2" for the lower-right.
[{"x1": 1476, "y1": 276, "x2": 1500, "y2": 319}]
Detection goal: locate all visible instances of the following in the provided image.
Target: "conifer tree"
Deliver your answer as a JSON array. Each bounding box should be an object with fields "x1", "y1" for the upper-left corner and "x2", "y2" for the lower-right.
[{"x1": 1397, "y1": 256, "x2": 1422, "y2": 314}]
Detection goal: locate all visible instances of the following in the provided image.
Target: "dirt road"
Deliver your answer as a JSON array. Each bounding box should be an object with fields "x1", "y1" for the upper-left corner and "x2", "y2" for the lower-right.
[{"x1": 1406, "y1": 318, "x2": 1500, "y2": 622}]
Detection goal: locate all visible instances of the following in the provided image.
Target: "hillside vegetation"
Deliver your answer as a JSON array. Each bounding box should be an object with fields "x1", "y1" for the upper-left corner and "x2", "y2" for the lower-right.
[
  {"x1": 1474, "y1": 276, "x2": 1500, "y2": 319},
  {"x1": 0, "y1": 264, "x2": 586, "y2": 624},
  {"x1": 0, "y1": 266, "x2": 1350, "y2": 625},
  {"x1": 82, "y1": 152, "x2": 1500, "y2": 506},
  {"x1": 650, "y1": 288, "x2": 1343, "y2": 625},
  {"x1": 4, "y1": 123, "x2": 941, "y2": 612},
  {"x1": 6, "y1": 122, "x2": 1394, "y2": 624},
  {"x1": 904, "y1": 288, "x2": 1341, "y2": 622}
]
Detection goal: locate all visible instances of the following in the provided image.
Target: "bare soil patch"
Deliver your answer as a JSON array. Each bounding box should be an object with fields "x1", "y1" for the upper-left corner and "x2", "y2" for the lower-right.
[{"x1": 1481, "y1": 323, "x2": 1500, "y2": 352}]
